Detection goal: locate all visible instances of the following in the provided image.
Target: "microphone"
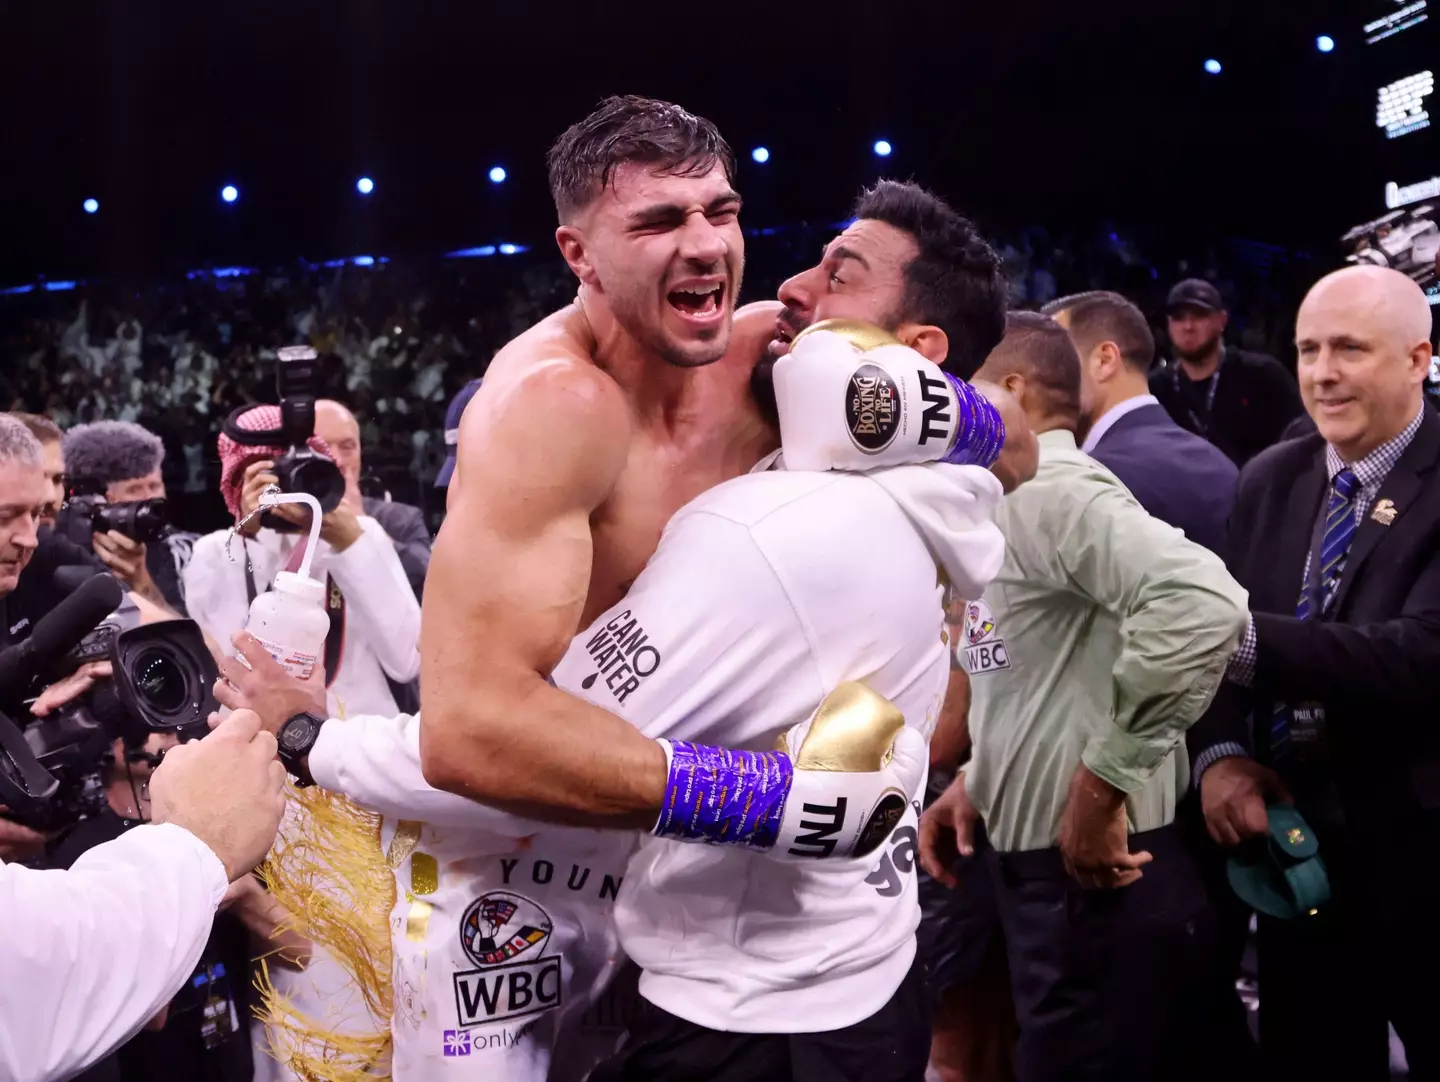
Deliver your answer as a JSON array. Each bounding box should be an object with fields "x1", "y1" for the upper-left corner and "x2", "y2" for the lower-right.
[{"x1": 0, "y1": 573, "x2": 124, "y2": 703}]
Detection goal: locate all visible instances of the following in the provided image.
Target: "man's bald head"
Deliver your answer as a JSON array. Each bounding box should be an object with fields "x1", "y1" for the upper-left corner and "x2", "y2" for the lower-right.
[
  {"x1": 1295, "y1": 265, "x2": 1434, "y2": 462},
  {"x1": 315, "y1": 399, "x2": 363, "y2": 504}
]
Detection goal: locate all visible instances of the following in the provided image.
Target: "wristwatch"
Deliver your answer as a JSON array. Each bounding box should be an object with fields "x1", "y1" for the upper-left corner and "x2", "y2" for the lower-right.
[{"x1": 276, "y1": 711, "x2": 326, "y2": 788}]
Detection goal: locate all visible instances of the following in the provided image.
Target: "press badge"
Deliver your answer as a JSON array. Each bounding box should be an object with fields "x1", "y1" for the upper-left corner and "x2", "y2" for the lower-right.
[{"x1": 193, "y1": 961, "x2": 240, "y2": 1050}]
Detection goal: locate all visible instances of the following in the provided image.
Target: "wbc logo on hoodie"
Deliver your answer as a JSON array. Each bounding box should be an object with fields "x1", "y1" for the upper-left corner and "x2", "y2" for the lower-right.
[{"x1": 453, "y1": 892, "x2": 564, "y2": 1030}]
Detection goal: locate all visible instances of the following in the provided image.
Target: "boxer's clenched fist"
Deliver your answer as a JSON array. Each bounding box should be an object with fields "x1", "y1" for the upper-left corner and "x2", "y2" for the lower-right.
[
  {"x1": 652, "y1": 682, "x2": 926, "y2": 862},
  {"x1": 773, "y1": 322, "x2": 1005, "y2": 475}
]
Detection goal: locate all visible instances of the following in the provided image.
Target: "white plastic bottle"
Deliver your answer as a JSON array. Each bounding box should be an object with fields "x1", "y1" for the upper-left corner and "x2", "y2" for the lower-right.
[
  {"x1": 237, "y1": 487, "x2": 329, "y2": 680},
  {"x1": 245, "y1": 570, "x2": 329, "y2": 679}
]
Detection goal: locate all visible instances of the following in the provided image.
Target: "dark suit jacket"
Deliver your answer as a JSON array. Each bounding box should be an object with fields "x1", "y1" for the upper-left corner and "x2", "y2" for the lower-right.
[
  {"x1": 1089, "y1": 402, "x2": 1239, "y2": 556},
  {"x1": 1189, "y1": 408, "x2": 1440, "y2": 901},
  {"x1": 364, "y1": 496, "x2": 432, "y2": 601}
]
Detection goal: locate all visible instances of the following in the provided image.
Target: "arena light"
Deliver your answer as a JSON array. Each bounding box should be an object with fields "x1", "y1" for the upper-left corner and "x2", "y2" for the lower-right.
[
  {"x1": 221, "y1": 184, "x2": 239, "y2": 204},
  {"x1": 1377, "y1": 70, "x2": 1434, "y2": 138},
  {"x1": 1317, "y1": 34, "x2": 1335, "y2": 53},
  {"x1": 751, "y1": 146, "x2": 770, "y2": 164},
  {"x1": 352, "y1": 255, "x2": 375, "y2": 266},
  {"x1": 499, "y1": 243, "x2": 518, "y2": 255},
  {"x1": 488, "y1": 166, "x2": 507, "y2": 184},
  {"x1": 356, "y1": 176, "x2": 374, "y2": 195},
  {"x1": 447, "y1": 245, "x2": 498, "y2": 258},
  {"x1": 1204, "y1": 58, "x2": 1222, "y2": 75},
  {"x1": 873, "y1": 139, "x2": 893, "y2": 157},
  {"x1": 82, "y1": 198, "x2": 99, "y2": 215}
]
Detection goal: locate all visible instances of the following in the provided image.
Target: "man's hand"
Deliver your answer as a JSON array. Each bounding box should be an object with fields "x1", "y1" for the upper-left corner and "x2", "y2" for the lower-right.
[
  {"x1": 1056, "y1": 762, "x2": 1153, "y2": 889},
  {"x1": 237, "y1": 460, "x2": 280, "y2": 536},
  {"x1": 30, "y1": 661, "x2": 113, "y2": 717},
  {"x1": 918, "y1": 770, "x2": 980, "y2": 888},
  {"x1": 149, "y1": 709, "x2": 288, "y2": 882},
  {"x1": 91, "y1": 530, "x2": 155, "y2": 595},
  {"x1": 319, "y1": 502, "x2": 363, "y2": 552},
  {"x1": 212, "y1": 631, "x2": 327, "y2": 737},
  {"x1": 972, "y1": 380, "x2": 1038, "y2": 493},
  {"x1": 1200, "y1": 756, "x2": 1292, "y2": 847},
  {"x1": 0, "y1": 809, "x2": 53, "y2": 863}
]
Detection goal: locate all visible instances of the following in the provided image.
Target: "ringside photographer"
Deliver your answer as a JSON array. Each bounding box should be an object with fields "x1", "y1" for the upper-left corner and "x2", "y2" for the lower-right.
[{"x1": 59, "y1": 421, "x2": 198, "y2": 616}]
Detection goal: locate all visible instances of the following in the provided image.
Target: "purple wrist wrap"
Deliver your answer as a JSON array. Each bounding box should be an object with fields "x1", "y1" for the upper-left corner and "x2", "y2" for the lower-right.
[
  {"x1": 939, "y1": 373, "x2": 1006, "y2": 469},
  {"x1": 653, "y1": 741, "x2": 794, "y2": 849}
]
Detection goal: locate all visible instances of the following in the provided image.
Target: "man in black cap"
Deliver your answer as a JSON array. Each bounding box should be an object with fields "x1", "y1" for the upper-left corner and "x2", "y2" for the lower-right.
[{"x1": 1150, "y1": 278, "x2": 1303, "y2": 467}]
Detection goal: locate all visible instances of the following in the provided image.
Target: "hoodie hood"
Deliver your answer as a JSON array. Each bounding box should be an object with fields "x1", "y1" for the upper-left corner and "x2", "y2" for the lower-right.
[{"x1": 864, "y1": 463, "x2": 1006, "y2": 601}]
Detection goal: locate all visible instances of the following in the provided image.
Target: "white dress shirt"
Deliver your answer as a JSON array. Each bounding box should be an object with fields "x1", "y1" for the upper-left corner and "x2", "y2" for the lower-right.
[{"x1": 0, "y1": 824, "x2": 228, "y2": 1082}]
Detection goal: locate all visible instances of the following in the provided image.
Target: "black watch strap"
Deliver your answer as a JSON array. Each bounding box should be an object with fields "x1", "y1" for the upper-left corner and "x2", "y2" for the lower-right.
[{"x1": 276, "y1": 711, "x2": 326, "y2": 788}]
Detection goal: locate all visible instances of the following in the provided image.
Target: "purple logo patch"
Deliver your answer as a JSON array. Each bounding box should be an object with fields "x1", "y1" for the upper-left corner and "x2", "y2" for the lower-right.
[{"x1": 443, "y1": 1029, "x2": 472, "y2": 1057}]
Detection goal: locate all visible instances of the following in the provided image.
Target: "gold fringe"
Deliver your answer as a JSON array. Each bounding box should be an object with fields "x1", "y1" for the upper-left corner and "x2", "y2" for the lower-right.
[{"x1": 256, "y1": 783, "x2": 396, "y2": 1081}]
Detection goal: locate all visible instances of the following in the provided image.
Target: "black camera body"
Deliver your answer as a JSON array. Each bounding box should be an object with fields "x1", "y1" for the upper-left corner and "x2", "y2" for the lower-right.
[
  {"x1": 54, "y1": 489, "x2": 170, "y2": 547},
  {"x1": 5, "y1": 614, "x2": 219, "y2": 832},
  {"x1": 223, "y1": 345, "x2": 345, "y2": 522}
]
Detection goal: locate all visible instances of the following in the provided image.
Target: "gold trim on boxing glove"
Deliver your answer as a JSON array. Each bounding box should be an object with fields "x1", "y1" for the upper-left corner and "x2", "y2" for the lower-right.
[
  {"x1": 791, "y1": 318, "x2": 902, "y2": 353},
  {"x1": 791, "y1": 681, "x2": 906, "y2": 773}
]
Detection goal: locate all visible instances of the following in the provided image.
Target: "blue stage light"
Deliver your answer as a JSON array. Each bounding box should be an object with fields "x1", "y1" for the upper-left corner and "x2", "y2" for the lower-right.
[
  {"x1": 357, "y1": 176, "x2": 374, "y2": 195},
  {"x1": 489, "y1": 166, "x2": 507, "y2": 184},
  {"x1": 751, "y1": 146, "x2": 770, "y2": 164},
  {"x1": 873, "y1": 139, "x2": 893, "y2": 157},
  {"x1": 83, "y1": 198, "x2": 99, "y2": 215},
  {"x1": 221, "y1": 185, "x2": 239, "y2": 204},
  {"x1": 1204, "y1": 59, "x2": 1222, "y2": 75},
  {"x1": 1317, "y1": 35, "x2": 1335, "y2": 53}
]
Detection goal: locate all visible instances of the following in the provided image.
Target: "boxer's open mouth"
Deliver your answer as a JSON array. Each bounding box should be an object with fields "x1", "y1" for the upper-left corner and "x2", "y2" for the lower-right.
[{"x1": 667, "y1": 281, "x2": 725, "y2": 320}]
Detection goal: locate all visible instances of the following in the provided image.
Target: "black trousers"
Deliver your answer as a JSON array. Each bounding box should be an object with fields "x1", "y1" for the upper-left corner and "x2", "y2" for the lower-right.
[
  {"x1": 1256, "y1": 812, "x2": 1440, "y2": 1082},
  {"x1": 985, "y1": 824, "x2": 1221, "y2": 1082},
  {"x1": 588, "y1": 955, "x2": 931, "y2": 1082}
]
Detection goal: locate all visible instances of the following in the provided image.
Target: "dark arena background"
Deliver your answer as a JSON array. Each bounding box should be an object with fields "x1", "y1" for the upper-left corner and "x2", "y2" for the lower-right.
[{"x1": 1, "y1": 0, "x2": 1436, "y2": 531}]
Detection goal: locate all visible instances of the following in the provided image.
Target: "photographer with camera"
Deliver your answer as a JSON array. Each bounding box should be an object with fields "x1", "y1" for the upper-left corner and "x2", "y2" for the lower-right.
[
  {"x1": 58, "y1": 421, "x2": 198, "y2": 616},
  {"x1": 314, "y1": 398, "x2": 431, "y2": 601},
  {"x1": 185, "y1": 403, "x2": 421, "y2": 718},
  {"x1": 0, "y1": 708, "x2": 288, "y2": 1082}
]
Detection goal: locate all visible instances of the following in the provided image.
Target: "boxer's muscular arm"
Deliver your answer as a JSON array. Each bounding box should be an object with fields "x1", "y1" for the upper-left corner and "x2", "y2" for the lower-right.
[{"x1": 418, "y1": 359, "x2": 666, "y2": 826}]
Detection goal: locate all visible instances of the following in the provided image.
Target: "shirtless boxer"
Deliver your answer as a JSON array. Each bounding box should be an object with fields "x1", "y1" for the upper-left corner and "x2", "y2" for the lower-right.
[{"x1": 419, "y1": 96, "x2": 1025, "y2": 831}]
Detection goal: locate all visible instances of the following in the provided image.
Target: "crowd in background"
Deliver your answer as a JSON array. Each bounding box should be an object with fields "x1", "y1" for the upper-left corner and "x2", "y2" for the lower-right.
[{"x1": 0, "y1": 220, "x2": 1324, "y2": 535}]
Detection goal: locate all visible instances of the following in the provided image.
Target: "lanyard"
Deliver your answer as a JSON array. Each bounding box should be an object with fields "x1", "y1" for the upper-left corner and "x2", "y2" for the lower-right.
[{"x1": 1172, "y1": 347, "x2": 1224, "y2": 436}]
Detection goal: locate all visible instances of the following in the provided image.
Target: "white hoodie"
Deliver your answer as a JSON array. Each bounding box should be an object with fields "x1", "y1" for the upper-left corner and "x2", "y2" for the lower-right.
[{"x1": 310, "y1": 462, "x2": 1004, "y2": 1074}]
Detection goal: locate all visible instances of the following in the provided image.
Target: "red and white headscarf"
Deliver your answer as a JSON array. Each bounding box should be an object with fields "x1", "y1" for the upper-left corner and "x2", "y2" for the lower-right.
[{"x1": 217, "y1": 404, "x2": 334, "y2": 519}]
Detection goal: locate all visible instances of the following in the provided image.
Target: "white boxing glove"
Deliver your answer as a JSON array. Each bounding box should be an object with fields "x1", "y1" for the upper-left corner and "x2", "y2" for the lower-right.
[
  {"x1": 773, "y1": 320, "x2": 1004, "y2": 473},
  {"x1": 652, "y1": 682, "x2": 926, "y2": 862}
]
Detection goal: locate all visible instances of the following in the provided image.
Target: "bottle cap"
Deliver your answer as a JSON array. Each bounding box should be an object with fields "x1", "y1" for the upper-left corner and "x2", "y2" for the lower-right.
[{"x1": 271, "y1": 571, "x2": 326, "y2": 606}]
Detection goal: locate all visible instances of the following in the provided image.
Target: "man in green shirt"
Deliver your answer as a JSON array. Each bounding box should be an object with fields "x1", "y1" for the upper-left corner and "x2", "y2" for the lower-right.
[{"x1": 919, "y1": 312, "x2": 1249, "y2": 1082}]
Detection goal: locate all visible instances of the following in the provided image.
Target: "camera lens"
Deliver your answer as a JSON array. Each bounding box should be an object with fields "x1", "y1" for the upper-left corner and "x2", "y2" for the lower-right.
[{"x1": 131, "y1": 648, "x2": 189, "y2": 714}]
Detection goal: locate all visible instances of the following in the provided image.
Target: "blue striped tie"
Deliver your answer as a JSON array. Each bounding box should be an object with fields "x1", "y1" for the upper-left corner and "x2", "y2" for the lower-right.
[{"x1": 1271, "y1": 468, "x2": 1359, "y2": 762}]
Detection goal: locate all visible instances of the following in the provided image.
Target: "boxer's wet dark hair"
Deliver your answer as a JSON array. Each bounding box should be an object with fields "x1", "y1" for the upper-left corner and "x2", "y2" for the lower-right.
[
  {"x1": 1042, "y1": 291, "x2": 1156, "y2": 373},
  {"x1": 547, "y1": 95, "x2": 736, "y2": 222},
  {"x1": 852, "y1": 180, "x2": 1006, "y2": 380},
  {"x1": 980, "y1": 311, "x2": 1082, "y2": 421}
]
